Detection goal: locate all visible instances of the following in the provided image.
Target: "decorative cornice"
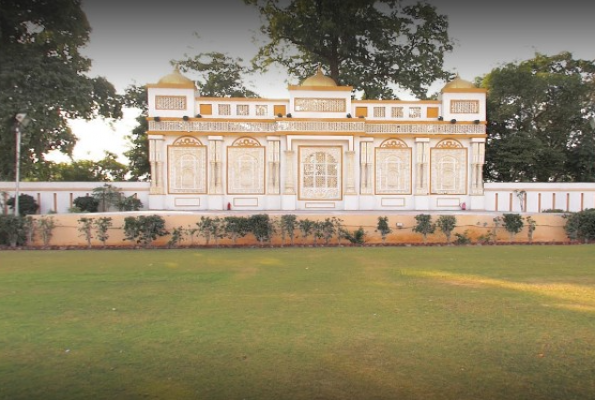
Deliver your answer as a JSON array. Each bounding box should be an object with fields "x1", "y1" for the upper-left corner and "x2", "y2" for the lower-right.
[{"x1": 148, "y1": 120, "x2": 486, "y2": 135}]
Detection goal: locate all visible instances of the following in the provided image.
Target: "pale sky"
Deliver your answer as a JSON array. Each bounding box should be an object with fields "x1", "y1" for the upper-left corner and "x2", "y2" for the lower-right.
[{"x1": 59, "y1": 0, "x2": 595, "y2": 163}]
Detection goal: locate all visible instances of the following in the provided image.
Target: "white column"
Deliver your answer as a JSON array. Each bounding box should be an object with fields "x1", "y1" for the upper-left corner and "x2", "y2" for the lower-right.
[
  {"x1": 209, "y1": 136, "x2": 223, "y2": 194},
  {"x1": 283, "y1": 150, "x2": 296, "y2": 195},
  {"x1": 267, "y1": 137, "x2": 281, "y2": 194},
  {"x1": 345, "y1": 150, "x2": 356, "y2": 195},
  {"x1": 415, "y1": 138, "x2": 430, "y2": 195},
  {"x1": 149, "y1": 135, "x2": 165, "y2": 195},
  {"x1": 360, "y1": 141, "x2": 374, "y2": 195},
  {"x1": 471, "y1": 139, "x2": 486, "y2": 195}
]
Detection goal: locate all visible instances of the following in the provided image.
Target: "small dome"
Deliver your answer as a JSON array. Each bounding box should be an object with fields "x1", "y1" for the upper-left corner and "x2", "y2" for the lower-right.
[
  {"x1": 302, "y1": 64, "x2": 337, "y2": 87},
  {"x1": 442, "y1": 74, "x2": 475, "y2": 90},
  {"x1": 157, "y1": 65, "x2": 195, "y2": 88}
]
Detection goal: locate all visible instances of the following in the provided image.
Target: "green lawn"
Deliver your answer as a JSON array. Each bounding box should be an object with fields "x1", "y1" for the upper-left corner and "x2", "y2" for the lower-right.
[{"x1": 1, "y1": 246, "x2": 595, "y2": 400}]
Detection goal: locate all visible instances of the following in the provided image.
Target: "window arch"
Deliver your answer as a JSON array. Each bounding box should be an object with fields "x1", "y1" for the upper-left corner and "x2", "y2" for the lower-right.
[{"x1": 375, "y1": 138, "x2": 411, "y2": 194}]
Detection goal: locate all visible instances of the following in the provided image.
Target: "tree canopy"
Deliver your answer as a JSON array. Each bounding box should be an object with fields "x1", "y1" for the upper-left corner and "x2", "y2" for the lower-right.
[
  {"x1": 0, "y1": 0, "x2": 122, "y2": 180},
  {"x1": 29, "y1": 151, "x2": 128, "y2": 182},
  {"x1": 482, "y1": 52, "x2": 595, "y2": 182},
  {"x1": 244, "y1": 0, "x2": 453, "y2": 99},
  {"x1": 175, "y1": 52, "x2": 258, "y2": 98}
]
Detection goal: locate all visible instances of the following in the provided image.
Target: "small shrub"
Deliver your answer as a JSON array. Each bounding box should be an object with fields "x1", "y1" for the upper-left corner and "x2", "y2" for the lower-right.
[
  {"x1": 564, "y1": 209, "x2": 595, "y2": 243},
  {"x1": 167, "y1": 226, "x2": 185, "y2": 248},
  {"x1": 375, "y1": 216, "x2": 392, "y2": 245},
  {"x1": 280, "y1": 214, "x2": 298, "y2": 246},
  {"x1": 454, "y1": 231, "x2": 472, "y2": 245},
  {"x1": 223, "y1": 216, "x2": 250, "y2": 246},
  {"x1": 249, "y1": 214, "x2": 272, "y2": 247},
  {"x1": 77, "y1": 217, "x2": 94, "y2": 248},
  {"x1": 342, "y1": 227, "x2": 367, "y2": 246},
  {"x1": 542, "y1": 209, "x2": 565, "y2": 213},
  {"x1": 526, "y1": 216, "x2": 537, "y2": 242},
  {"x1": 321, "y1": 218, "x2": 336, "y2": 246},
  {"x1": 37, "y1": 216, "x2": 56, "y2": 248},
  {"x1": 0, "y1": 215, "x2": 26, "y2": 247},
  {"x1": 7, "y1": 194, "x2": 39, "y2": 216},
  {"x1": 413, "y1": 214, "x2": 435, "y2": 243},
  {"x1": 92, "y1": 184, "x2": 122, "y2": 212},
  {"x1": 117, "y1": 196, "x2": 143, "y2": 211},
  {"x1": 73, "y1": 196, "x2": 99, "y2": 213},
  {"x1": 94, "y1": 217, "x2": 113, "y2": 248},
  {"x1": 298, "y1": 218, "x2": 315, "y2": 246},
  {"x1": 502, "y1": 213, "x2": 524, "y2": 241},
  {"x1": 436, "y1": 215, "x2": 457, "y2": 243},
  {"x1": 124, "y1": 215, "x2": 168, "y2": 248}
]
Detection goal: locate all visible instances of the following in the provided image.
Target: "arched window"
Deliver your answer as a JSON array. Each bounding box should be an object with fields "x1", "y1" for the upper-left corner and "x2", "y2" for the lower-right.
[
  {"x1": 168, "y1": 136, "x2": 207, "y2": 194},
  {"x1": 299, "y1": 146, "x2": 342, "y2": 200}
]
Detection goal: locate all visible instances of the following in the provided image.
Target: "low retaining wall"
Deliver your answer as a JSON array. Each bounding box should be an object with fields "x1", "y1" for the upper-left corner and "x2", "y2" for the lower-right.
[{"x1": 12, "y1": 211, "x2": 570, "y2": 249}]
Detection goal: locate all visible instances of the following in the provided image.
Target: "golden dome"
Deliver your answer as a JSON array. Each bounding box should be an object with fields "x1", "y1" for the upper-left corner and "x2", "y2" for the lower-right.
[
  {"x1": 156, "y1": 65, "x2": 195, "y2": 88},
  {"x1": 442, "y1": 74, "x2": 475, "y2": 91},
  {"x1": 301, "y1": 64, "x2": 337, "y2": 87}
]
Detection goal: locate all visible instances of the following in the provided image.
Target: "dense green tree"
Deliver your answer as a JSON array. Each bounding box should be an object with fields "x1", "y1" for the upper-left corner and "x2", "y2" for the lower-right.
[
  {"x1": 30, "y1": 152, "x2": 128, "y2": 182},
  {"x1": 482, "y1": 52, "x2": 595, "y2": 182},
  {"x1": 123, "y1": 85, "x2": 150, "y2": 181},
  {"x1": 176, "y1": 52, "x2": 259, "y2": 98},
  {"x1": 244, "y1": 0, "x2": 453, "y2": 99},
  {"x1": 0, "y1": 0, "x2": 122, "y2": 180}
]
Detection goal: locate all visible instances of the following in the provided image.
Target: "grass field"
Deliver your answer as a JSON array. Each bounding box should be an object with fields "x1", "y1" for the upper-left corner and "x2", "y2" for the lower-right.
[{"x1": 1, "y1": 246, "x2": 595, "y2": 400}]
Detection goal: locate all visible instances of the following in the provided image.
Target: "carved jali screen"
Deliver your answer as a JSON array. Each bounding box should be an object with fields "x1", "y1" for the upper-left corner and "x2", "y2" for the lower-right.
[
  {"x1": 299, "y1": 146, "x2": 342, "y2": 200},
  {"x1": 227, "y1": 137, "x2": 266, "y2": 195},
  {"x1": 430, "y1": 140, "x2": 467, "y2": 195},
  {"x1": 375, "y1": 139, "x2": 412, "y2": 195},
  {"x1": 168, "y1": 137, "x2": 207, "y2": 194}
]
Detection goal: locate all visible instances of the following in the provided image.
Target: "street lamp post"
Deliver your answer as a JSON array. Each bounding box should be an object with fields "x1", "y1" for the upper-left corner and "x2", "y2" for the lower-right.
[{"x1": 14, "y1": 113, "x2": 27, "y2": 217}]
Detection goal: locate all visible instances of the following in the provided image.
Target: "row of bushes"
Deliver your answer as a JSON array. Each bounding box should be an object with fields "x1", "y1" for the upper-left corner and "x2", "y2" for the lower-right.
[{"x1": 2, "y1": 210, "x2": 594, "y2": 249}]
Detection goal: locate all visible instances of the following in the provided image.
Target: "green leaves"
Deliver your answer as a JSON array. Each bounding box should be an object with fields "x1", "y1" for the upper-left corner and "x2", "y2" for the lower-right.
[
  {"x1": 0, "y1": 0, "x2": 122, "y2": 180},
  {"x1": 246, "y1": 0, "x2": 453, "y2": 99},
  {"x1": 483, "y1": 52, "x2": 595, "y2": 182}
]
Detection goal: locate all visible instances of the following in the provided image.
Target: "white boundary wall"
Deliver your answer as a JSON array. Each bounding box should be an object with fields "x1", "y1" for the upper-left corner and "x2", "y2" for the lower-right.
[
  {"x1": 0, "y1": 182, "x2": 150, "y2": 214},
  {"x1": 484, "y1": 183, "x2": 595, "y2": 213},
  {"x1": 2, "y1": 181, "x2": 595, "y2": 214}
]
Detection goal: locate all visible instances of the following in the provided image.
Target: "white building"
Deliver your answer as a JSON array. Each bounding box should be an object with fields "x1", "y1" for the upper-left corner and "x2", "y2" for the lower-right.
[{"x1": 145, "y1": 65, "x2": 488, "y2": 212}]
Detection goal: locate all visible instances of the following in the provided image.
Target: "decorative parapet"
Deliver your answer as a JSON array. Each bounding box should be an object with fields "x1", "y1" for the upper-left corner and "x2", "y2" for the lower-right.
[
  {"x1": 366, "y1": 123, "x2": 486, "y2": 135},
  {"x1": 149, "y1": 120, "x2": 276, "y2": 133},
  {"x1": 149, "y1": 120, "x2": 485, "y2": 135},
  {"x1": 276, "y1": 121, "x2": 365, "y2": 132}
]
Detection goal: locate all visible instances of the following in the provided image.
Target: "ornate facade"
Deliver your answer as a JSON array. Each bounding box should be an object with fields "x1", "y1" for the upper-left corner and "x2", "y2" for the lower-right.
[{"x1": 146, "y1": 66, "x2": 487, "y2": 211}]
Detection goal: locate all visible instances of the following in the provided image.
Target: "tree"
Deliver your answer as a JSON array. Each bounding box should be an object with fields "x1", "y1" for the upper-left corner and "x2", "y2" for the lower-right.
[
  {"x1": 280, "y1": 214, "x2": 298, "y2": 246},
  {"x1": 502, "y1": 213, "x2": 524, "y2": 242},
  {"x1": 245, "y1": 0, "x2": 453, "y2": 99},
  {"x1": 123, "y1": 85, "x2": 151, "y2": 181},
  {"x1": 0, "y1": 0, "x2": 122, "y2": 181},
  {"x1": 7, "y1": 194, "x2": 39, "y2": 216},
  {"x1": 176, "y1": 52, "x2": 259, "y2": 98},
  {"x1": 223, "y1": 216, "x2": 250, "y2": 246},
  {"x1": 94, "y1": 217, "x2": 112, "y2": 248},
  {"x1": 482, "y1": 52, "x2": 595, "y2": 182},
  {"x1": 413, "y1": 214, "x2": 435, "y2": 244},
  {"x1": 436, "y1": 215, "x2": 456, "y2": 244},
  {"x1": 92, "y1": 184, "x2": 122, "y2": 212},
  {"x1": 298, "y1": 218, "x2": 315, "y2": 246},
  {"x1": 73, "y1": 196, "x2": 99, "y2": 213},
  {"x1": 375, "y1": 216, "x2": 392, "y2": 245},
  {"x1": 123, "y1": 215, "x2": 168, "y2": 248},
  {"x1": 249, "y1": 214, "x2": 272, "y2": 247},
  {"x1": 39, "y1": 152, "x2": 128, "y2": 182},
  {"x1": 77, "y1": 217, "x2": 94, "y2": 248}
]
